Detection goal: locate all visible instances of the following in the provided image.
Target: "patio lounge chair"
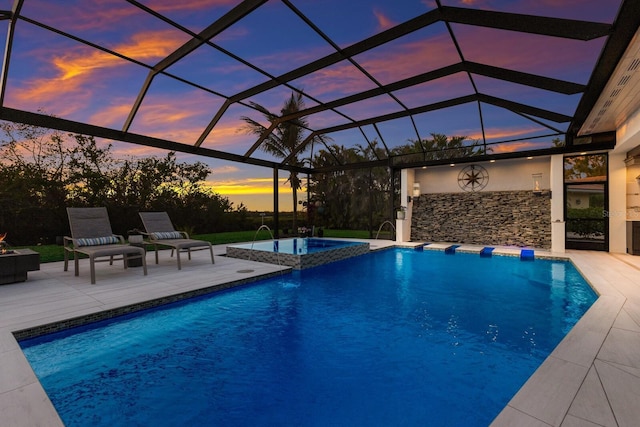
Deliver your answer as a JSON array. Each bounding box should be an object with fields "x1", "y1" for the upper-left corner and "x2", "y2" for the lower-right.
[
  {"x1": 64, "y1": 207, "x2": 148, "y2": 284},
  {"x1": 139, "y1": 212, "x2": 214, "y2": 270}
]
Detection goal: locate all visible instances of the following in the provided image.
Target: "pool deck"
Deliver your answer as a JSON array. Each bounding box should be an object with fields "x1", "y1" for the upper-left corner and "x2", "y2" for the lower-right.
[{"x1": 0, "y1": 239, "x2": 639, "y2": 426}]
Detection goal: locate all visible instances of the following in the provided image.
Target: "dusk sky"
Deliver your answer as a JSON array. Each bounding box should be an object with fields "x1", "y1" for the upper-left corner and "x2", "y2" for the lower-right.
[{"x1": 0, "y1": 0, "x2": 624, "y2": 210}]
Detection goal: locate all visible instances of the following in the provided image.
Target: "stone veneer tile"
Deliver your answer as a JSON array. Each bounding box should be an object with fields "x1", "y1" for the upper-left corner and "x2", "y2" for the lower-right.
[
  {"x1": 227, "y1": 241, "x2": 369, "y2": 270},
  {"x1": 412, "y1": 191, "x2": 551, "y2": 249}
]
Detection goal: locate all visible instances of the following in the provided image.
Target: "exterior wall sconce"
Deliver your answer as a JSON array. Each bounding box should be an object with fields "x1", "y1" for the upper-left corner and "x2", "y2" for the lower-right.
[
  {"x1": 532, "y1": 173, "x2": 542, "y2": 195},
  {"x1": 412, "y1": 182, "x2": 421, "y2": 201},
  {"x1": 532, "y1": 173, "x2": 551, "y2": 197}
]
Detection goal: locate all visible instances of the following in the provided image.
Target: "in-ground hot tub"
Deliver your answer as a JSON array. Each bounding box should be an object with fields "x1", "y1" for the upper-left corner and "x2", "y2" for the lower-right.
[{"x1": 226, "y1": 238, "x2": 369, "y2": 269}]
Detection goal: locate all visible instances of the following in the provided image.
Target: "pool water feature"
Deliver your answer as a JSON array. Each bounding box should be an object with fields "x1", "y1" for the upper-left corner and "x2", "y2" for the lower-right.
[
  {"x1": 226, "y1": 237, "x2": 369, "y2": 269},
  {"x1": 20, "y1": 249, "x2": 597, "y2": 427}
]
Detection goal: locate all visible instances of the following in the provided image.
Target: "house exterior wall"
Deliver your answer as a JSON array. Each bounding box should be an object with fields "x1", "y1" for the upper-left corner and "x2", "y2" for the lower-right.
[
  {"x1": 410, "y1": 159, "x2": 552, "y2": 249},
  {"x1": 609, "y1": 152, "x2": 627, "y2": 253},
  {"x1": 416, "y1": 158, "x2": 549, "y2": 194},
  {"x1": 614, "y1": 105, "x2": 640, "y2": 253},
  {"x1": 626, "y1": 161, "x2": 640, "y2": 220}
]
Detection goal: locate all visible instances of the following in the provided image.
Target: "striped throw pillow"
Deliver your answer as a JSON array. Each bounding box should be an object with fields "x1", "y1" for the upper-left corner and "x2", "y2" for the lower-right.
[
  {"x1": 76, "y1": 236, "x2": 120, "y2": 246},
  {"x1": 151, "y1": 231, "x2": 183, "y2": 240}
]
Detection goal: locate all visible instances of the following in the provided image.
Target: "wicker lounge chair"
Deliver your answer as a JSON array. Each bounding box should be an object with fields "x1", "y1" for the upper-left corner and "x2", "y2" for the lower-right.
[
  {"x1": 64, "y1": 207, "x2": 147, "y2": 284},
  {"x1": 139, "y1": 211, "x2": 214, "y2": 270}
]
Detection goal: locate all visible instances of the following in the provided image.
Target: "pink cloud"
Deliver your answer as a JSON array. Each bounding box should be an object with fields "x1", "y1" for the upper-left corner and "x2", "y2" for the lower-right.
[
  {"x1": 293, "y1": 62, "x2": 379, "y2": 100},
  {"x1": 88, "y1": 104, "x2": 133, "y2": 129},
  {"x1": 490, "y1": 140, "x2": 547, "y2": 153},
  {"x1": 109, "y1": 141, "x2": 167, "y2": 158},
  {"x1": 25, "y1": 0, "x2": 138, "y2": 33},
  {"x1": 465, "y1": 126, "x2": 546, "y2": 141},
  {"x1": 354, "y1": 32, "x2": 460, "y2": 85},
  {"x1": 28, "y1": 0, "x2": 233, "y2": 33},
  {"x1": 373, "y1": 9, "x2": 398, "y2": 31},
  {"x1": 10, "y1": 30, "x2": 186, "y2": 115},
  {"x1": 125, "y1": 91, "x2": 230, "y2": 144},
  {"x1": 453, "y1": 25, "x2": 604, "y2": 81},
  {"x1": 146, "y1": 0, "x2": 238, "y2": 13}
]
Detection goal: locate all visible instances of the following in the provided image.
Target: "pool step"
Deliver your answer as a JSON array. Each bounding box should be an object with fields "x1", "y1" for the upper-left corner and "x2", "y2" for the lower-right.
[
  {"x1": 520, "y1": 249, "x2": 535, "y2": 261},
  {"x1": 444, "y1": 244, "x2": 460, "y2": 254},
  {"x1": 424, "y1": 244, "x2": 536, "y2": 260},
  {"x1": 480, "y1": 247, "x2": 494, "y2": 257}
]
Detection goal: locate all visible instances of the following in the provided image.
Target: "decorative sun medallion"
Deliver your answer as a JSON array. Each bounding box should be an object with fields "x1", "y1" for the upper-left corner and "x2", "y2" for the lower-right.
[{"x1": 457, "y1": 164, "x2": 488, "y2": 192}]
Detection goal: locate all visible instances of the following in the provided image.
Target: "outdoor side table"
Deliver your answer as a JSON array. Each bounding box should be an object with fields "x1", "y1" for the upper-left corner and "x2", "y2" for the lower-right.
[{"x1": 0, "y1": 248, "x2": 40, "y2": 284}]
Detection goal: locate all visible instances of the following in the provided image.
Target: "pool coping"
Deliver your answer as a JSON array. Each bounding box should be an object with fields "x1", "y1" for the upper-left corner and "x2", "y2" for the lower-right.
[
  {"x1": 11, "y1": 269, "x2": 290, "y2": 341},
  {"x1": 1, "y1": 240, "x2": 639, "y2": 426}
]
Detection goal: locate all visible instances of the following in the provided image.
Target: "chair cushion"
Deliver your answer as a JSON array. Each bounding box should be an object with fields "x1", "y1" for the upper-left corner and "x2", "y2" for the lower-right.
[
  {"x1": 76, "y1": 236, "x2": 120, "y2": 246},
  {"x1": 151, "y1": 231, "x2": 183, "y2": 240}
]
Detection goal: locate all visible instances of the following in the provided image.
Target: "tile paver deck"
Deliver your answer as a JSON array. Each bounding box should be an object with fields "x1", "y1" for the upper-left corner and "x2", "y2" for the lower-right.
[{"x1": 0, "y1": 240, "x2": 638, "y2": 426}]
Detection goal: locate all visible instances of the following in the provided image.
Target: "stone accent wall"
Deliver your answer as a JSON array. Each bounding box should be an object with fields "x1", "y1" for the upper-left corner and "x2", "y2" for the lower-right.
[
  {"x1": 227, "y1": 241, "x2": 370, "y2": 269},
  {"x1": 411, "y1": 191, "x2": 551, "y2": 248}
]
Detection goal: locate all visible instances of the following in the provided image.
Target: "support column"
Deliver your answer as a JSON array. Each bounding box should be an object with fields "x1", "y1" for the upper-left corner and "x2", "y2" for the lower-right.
[
  {"x1": 550, "y1": 155, "x2": 565, "y2": 253},
  {"x1": 396, "y1": 169, "x2": 414, "y2": 242},
  {"x1": 609, "y1": 152, "x2": 627, "y2": 253},
  {"x1": 273, "y1": 168, "x2": 279, "y2": 239}
]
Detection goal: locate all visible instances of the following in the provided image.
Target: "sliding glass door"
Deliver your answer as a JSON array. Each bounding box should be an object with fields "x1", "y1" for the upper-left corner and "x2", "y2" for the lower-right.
[{"x1": 564, "y1": 154, "x2": 608, "y2": 251}]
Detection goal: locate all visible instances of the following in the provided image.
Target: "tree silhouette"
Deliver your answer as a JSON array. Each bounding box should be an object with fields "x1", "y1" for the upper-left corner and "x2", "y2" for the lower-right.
[{"x1": 241, "y1": 92, "x2": 329, "y2": 231}]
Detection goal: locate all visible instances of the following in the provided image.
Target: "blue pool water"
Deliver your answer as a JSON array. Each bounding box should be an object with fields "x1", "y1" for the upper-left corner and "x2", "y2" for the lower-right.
[
  {"x1": 20, "y1": 249, "x2": 596, "y2": 427},
  {"x1": 229, "y1": 237, "x2": 359, "y2": 254}
]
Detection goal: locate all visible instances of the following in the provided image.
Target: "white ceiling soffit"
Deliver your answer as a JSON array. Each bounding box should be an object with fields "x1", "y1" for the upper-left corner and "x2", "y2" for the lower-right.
[{"x1": 579, "y1": 27, "x2": 640, "y2": 137}]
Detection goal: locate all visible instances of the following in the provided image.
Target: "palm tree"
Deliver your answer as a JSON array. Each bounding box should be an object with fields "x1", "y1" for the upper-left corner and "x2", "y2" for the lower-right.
[{"x1": 241, "y1": 92, "x2": 324, "y2": 231}]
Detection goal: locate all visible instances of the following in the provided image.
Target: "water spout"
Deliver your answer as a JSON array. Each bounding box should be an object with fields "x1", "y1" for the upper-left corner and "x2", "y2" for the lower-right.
[
  {"x1": 247, "y1": 225, "x2": 284, "y2": 272},
  {"x1": 375, "y1": 221, "x2": 396, "y2": 240},
  {"x1": 252, "y1": 224, "x2": 276, "y2": 244}
]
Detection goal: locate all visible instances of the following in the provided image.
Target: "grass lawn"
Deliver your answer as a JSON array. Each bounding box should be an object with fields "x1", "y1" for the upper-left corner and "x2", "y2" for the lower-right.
[{"x1": 16, "y1": 229, "x2": 381, "y2": 263}]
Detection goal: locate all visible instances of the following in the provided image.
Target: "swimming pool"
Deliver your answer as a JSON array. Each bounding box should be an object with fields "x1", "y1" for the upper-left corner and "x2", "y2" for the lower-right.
[
  {"x1": 20, "y1": 249, "x2": 596, "y2": 426},
  {"x1": 230, "y1": 237, "x2": 361, "y2": 254}
]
